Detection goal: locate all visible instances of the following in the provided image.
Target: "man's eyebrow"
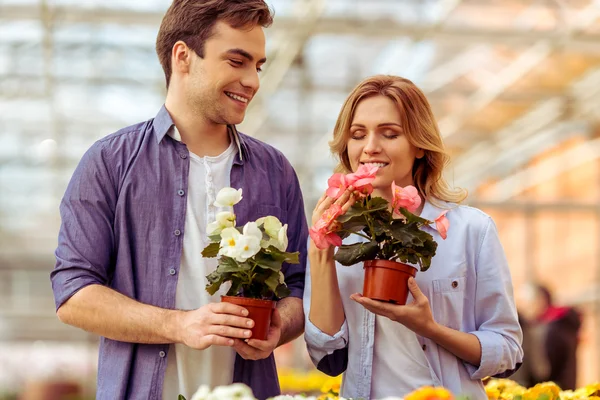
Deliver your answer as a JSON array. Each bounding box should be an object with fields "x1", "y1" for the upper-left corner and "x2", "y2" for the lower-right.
[{"x1": 225, "y1": 48, "x2": 267, "y2": 64}]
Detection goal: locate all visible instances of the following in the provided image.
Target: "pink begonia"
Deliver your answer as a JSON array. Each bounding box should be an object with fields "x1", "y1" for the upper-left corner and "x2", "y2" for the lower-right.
[
  {"x1": 326, "y1": 173, "x2": 349, "y2": 199},
  {"x1": 309, "y1": 204, "x2": 344, "y2": 250},
  {"x1": 309, "y1": 228, "x2": 343, "y2": 249},
  {"x1": 346, "y1": 164, "x2": 379, "y2": 191},
  {"x1": 391, "y1": 182, "x2": 421, "y2": 214},
  {"x1": 434, "y1": 210, "x2": 450, "y2": 240}
]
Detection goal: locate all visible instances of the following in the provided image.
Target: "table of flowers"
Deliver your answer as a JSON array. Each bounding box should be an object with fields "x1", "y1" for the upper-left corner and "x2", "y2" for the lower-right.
[{"x1": 180, "y1": 377, "x2": 600, "y2": 400}]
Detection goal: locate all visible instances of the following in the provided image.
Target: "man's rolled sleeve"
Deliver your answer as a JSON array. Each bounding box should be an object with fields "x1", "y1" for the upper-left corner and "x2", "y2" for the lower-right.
[
  {"x1": 51, "y1": 141, "x2": 117, "y2": 310},
  {"x1": 281, "y1": 160, "x2": 308, "y2": 299},
  {"x1": 464, "y1": 217, "x2": 523, "y2": 379}
]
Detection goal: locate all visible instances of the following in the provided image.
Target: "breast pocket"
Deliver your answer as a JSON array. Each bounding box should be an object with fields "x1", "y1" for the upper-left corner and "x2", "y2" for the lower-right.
[
  {"x1": 250, "y1": 204, "x2": 287, "y2": 223},
  {"x1": 431, "y1": 275, "x2": 467, "y2": 330}
]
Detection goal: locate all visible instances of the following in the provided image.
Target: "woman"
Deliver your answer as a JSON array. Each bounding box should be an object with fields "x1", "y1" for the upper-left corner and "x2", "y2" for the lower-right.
[{"x1": 303, "y1": 75, "x2": 523, "y2": 400}]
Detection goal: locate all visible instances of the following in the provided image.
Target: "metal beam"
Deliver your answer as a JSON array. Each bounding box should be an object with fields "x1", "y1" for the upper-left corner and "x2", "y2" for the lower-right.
[
  {"x1": 438, "y1": 41, "x2": 553, "y2": 138},
  {"x1": 2, "y1": 5, "x2": 600, "y2": 50}
]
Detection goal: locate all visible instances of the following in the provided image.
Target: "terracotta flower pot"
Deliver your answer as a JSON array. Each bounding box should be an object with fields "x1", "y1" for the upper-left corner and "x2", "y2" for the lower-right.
[
  {"x1": 221, "y1": 296, "x2": 276, "y2": 340},
  {"x1": 363, "y1": 259, "x2": 417, "y2": 305}
]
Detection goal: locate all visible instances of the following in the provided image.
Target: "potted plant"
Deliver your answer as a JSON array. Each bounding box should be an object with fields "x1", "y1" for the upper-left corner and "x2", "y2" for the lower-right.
[
  {"x1": 201, "y1": 187, "x2": 300, "y2": 340},
  {"x1": 310, "y1": 165, "x2": 449, "y2": 305}
]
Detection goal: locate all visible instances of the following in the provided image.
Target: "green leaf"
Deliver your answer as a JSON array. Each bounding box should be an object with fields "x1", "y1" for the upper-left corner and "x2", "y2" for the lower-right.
[
  {"x1": 253, "y1": 252, "x2": 281, "y2": 271},
  {"x1": 226, "y1": 276, "x2": 244, "y2": 296},
  {"x1": 399, "y1": 207, "x2": 432, "y2": 225},
  {"x1": 387, "y1": 221, "x2": 432, "y2": 247},
  {"x1": 265, "y1": 246, "x2": 300, "y2": 264},
  {"x1": 201, "y1": 242, "x2": 220, "y2": 258},
  {"x1": 276, "y1": 283, "x2": 291, "y2": 298},
  {"x1": 217, "y1": 257, "x2": 250, "y2": 273},
  {"x1": 179, "y1": 395, "x2": 187, "y2": 400},
  {"x1": 334, "y1": 241, "x2": 379, "y2": 266},
  {"x1": 208, "y1": 234, "x2": 221, "y2": 243},
  {"x1": 337, "y1": 198, "x2": 389, "y2": 223},
  {"x1": 205, "y1": 271, "x2": 232, "y2": 295},
  {"x1": 264, "y1": 270, "x2": 280, "y2": 292}
]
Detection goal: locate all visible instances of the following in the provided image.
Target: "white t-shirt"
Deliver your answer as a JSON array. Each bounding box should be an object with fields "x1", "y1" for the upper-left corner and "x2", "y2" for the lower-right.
[
  {"x1": 371, "y1": 302, "x2": 435, "y2": 399},
  {"x1": 162, "y1": 126, "x2": 238, "y2": 400}
]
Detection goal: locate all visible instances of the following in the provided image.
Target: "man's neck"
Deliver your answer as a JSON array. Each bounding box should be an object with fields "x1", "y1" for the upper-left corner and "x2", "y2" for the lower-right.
[{"x1": 165, "y1": 96, "x2": 230, "y2": 158}]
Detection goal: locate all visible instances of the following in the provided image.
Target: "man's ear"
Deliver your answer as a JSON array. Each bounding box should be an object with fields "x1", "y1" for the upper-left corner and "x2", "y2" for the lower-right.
[{"x1": 172, "y1": 40, "x2": 193, "y2": 75}]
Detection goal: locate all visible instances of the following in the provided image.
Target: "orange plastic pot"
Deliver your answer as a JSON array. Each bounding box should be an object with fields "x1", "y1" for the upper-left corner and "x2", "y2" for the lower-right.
[
  {"x1": 363, "y1": 259, "x2": 417, "y2": 305},
  {"x1": 221, "y1": 296, "x2": 276, "y2": 340}
]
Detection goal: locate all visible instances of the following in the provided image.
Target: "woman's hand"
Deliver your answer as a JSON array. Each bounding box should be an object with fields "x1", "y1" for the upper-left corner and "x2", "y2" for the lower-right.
[
  {"x1": 311, "y1": 187, "x2": 355, "y2": 227},
  {"x1": 350, "y1": 277, "x2": 438, "y2": 338}
]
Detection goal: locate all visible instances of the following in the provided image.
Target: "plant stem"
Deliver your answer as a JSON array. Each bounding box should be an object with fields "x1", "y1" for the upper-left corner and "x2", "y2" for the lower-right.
[{"x1": 341, "y1": 229, "x2": 371, "y2": 241}]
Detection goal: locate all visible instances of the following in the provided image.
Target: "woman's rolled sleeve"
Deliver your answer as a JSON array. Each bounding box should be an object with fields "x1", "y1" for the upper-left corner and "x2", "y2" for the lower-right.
[{"x1": 465, "y1": 217, "x2": 523, "y2": 379}]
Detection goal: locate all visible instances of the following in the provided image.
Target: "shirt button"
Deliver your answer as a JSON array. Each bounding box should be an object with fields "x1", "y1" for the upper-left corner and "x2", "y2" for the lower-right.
[
  {"x1": 422, "y1": 344, "x2": 427, "y2": 351},
  {"x1": 174, "y1": 230, "x2": 181, "y2": 236},
  {"x1": 169, "y1": 268, "x2": 176, "y2": 275},
  {"x1": 177, "y1": 189, "x2": 185, "y2": 196},
  {"x1": 451, "y1": 281, "x2": 459, "y2": 289},
  {"x1": 179, "y1": 153, "x2": 187, "y2": 159},
  {"x1": 159, "y1": 351, "x2": 166, "y2": 358}
]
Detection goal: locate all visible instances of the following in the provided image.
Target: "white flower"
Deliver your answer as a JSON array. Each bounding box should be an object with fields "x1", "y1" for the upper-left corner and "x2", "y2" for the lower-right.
[
  {"x1": 207, "y1": 211, "x2": 236, "y2": 236},
  {"x1": 235, "y1": 222, "x2": 262, "y2": 262},
  {"x1": 209, "y1": 383, "x2": 255, "y2": 400},
  {"x1": 214, "y1": 187, "x2": 243, "y2": 208},
  {"x1": 259, "y1": 216, "x2": 282, "y2": 238},
  {"x1": 190, "y1": 385, "x2": 211, "y2": 400},
  {"x1": 256, "y1": 216, "x2": 288, "y2": 251},
  {"x1": 269, "y1": 396, "x2": 317, "y2": 400},
  {"x1": 276, "y1": 224, "x2": 289, "y2": 252},
  {"x1": 218, "y1": 227, "x2": 242, "y2": 259}
]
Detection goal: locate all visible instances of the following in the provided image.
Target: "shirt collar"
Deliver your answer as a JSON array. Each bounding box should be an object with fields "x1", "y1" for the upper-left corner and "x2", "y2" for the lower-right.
[{"x1": 152, "y1": 105, "x2": 247, "y2": 161}]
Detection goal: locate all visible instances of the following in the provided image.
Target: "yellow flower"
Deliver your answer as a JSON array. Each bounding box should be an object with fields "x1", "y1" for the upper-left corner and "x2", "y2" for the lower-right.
[
  {"x1": 320, "y1": 376, "x2": 342, "y2": 395},
  {"x1": 486, "y1": 387, "x2": 500, "y2": 400},
  {"x1": 522, "y1": 382, "x2": 561, "y2": 400},
  {"x1": 405, "y1": 386, "x2": 453, "y2": 400}
]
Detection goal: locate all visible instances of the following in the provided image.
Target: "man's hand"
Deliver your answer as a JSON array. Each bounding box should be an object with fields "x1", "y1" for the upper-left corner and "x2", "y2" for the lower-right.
[
  {"x1": 232, "y1": 308, "x2": 283, "y2": 360},
  {"x1": 178, "y1": 302, "x2": 254, "y2": 350}
]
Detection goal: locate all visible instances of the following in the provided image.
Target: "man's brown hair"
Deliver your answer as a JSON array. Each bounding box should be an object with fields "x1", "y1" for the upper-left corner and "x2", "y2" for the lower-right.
[{"x1": 156, "y1": 0, "x2": 273, "y2": 88}]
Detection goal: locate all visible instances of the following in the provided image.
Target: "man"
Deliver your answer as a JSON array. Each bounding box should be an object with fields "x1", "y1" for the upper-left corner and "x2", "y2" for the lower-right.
[
  {"x1": 517, "y1": 283, "x2": 581, "y2": 390},
  {"x1": 50, "y1": 1, "x2": 308, "y2": 399}
]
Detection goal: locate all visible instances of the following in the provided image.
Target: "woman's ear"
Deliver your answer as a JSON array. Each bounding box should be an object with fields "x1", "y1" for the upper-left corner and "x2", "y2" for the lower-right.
[{"x1": 416, "y1": 148, "x2": 425, "y2": 159}]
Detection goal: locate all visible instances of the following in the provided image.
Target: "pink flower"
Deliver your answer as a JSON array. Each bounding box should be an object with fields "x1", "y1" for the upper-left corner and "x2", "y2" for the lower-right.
[
  {"x1": 309, "y1": 228, "x2": 343, "y2": 249},
  {"x1": 346, "y1": 164, "x2": 379, "y2": 190},
  {"x1": 309, "y1": 204, "x2": 345, "y2": 249},
  {"x1": 434, "y1": 210, "x2": 449, "y2": 240},
  {"x1": 326, "y1": 173, "x2": 349, "y2": 199},
  {"x1": 391, "y1": 182, "x2": 421, "y2": 214}
]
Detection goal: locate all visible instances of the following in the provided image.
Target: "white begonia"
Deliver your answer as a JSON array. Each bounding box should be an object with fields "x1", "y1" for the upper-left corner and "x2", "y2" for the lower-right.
[
  {"x1": 214, "y1": 187, "x2": 243, "y2": 208},
  {"x1": 206, "y1": 211, "x2": 236, "y2": 236},
  {"x1": 234, "y1": 222, "x2": 262, "y2": 262},
  {"x1": 276, "y1": 224, "x2": 289, "y2": 252},
  {"x1": 209, "y1": 383, "x2": 256, "y2": 400},
  {"x1": 256, "y1": 216, "x2": 288, "y2": 251},
  {"x1": 190, "y1": 385, "x2": 211, "y2": 400},
  {"x1": 218, "y1": 227, "x2": 242, "y2": 259}
]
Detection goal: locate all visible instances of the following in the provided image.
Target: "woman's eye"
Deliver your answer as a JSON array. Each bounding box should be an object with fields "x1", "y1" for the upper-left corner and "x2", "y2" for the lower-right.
[
  {"x1": 351, "y1": 133, "x2": 365, "y2": 140},
  {"x1": 256, "y1": 67, "x2": 263, "y2": 73},
  {"x1": 229, "y1": 60, "x2": 243, "y2": 66}
]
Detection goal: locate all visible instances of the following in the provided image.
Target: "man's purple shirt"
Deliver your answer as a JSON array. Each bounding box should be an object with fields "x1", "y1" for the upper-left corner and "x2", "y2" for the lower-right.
[{"x1": 51, "y1": 106, "x2": 308, "y2": 400}]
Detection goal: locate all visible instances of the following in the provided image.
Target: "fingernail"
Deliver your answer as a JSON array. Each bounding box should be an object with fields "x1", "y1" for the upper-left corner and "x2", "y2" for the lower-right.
[
  {"x1": 228, "y1": 339, "x2": 234, "y2": 345},
  {"x1": 242, "y1": 310, "x2": 248, "y2": 316},
  {"x1": 245, "y1": 331, "x2": 251, "y2": 337},
  {"x1": 246, "y1": 320, "x2": 253, "y2": 327}
]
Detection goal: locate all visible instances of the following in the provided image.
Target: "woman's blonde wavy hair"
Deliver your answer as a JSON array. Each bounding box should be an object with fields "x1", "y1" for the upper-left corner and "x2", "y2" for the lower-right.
[{"x1": 330, "y1": 75, "x2": 467, "y2": 206}]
